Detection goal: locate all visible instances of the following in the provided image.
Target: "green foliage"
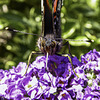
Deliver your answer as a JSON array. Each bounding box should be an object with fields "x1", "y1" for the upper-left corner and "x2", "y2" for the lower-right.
[{"x1": 0, "y1": 0, "x2": 100, "y2": 69}]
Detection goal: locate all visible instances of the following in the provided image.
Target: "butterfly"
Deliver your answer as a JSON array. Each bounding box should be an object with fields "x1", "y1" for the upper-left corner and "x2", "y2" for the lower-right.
[
  {"x1": 36, "y1": 0, "x2": 63, "y2": 69},
  {"x1": 6, "y1": 0, "x2": 93, "y2": 75},
  {"x1": 37, "y1": 0, "x2": 62, "y2": 55}
]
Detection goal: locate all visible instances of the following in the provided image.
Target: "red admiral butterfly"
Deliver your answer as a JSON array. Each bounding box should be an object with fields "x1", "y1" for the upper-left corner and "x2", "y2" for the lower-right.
[{"x1": 6, "y1": 0, "x2": 93, "y2": 75}]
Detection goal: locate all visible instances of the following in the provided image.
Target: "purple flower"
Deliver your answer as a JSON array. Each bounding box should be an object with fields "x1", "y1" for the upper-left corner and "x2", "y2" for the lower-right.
[
  {"x1": 10, "y1": 62, "x2": 27, "y2": 76},
  {"x1": 72, "y1": 56, "x2": 82, "y2": 67},
  {"x1": 0, "y1": 49, "x2": 100, "y2": 99},
  {"x1": 57, "y1": 90, "x2": 73, "y2": 100},
  {"x1": 56, "y1": 77, "x2": 68, "y2": 88},
  {"x1": 83, "y1": 94, "x2": 97, "y2": 100},
  {"x1": 81, "y1": 49, "x2": 100, "y2": 63},
  {"x1": 0, "y1": 70, "x2": 5, "y2": 80},
  {"x1": 0, "y1": 84, "x2": 7, "y2": 96},
  {"x1": 83, "y1": 86, "x2": 100, "y2": 99},
  {"x1": 5, "y1": 87, "x2": 26, "y2": 99}
]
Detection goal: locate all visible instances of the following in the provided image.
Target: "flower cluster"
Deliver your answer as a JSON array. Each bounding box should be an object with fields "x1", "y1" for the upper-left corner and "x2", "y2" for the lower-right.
[{"x1": 0, "y1": 49, "x2": 100, "y2": 99}]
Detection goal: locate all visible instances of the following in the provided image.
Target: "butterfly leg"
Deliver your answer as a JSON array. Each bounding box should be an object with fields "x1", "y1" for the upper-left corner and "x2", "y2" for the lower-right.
[
  {"x1": 63, "y1": 41, "x2": 72, "y2": 57},
  {"x1": 23, "y1": 51, "x2": 42, "y2": 76},
  {"x1": 62, "y1": 41, "x2": 79, "y2": 77},
  {"x1": 66, "y1": 54, "x2": 79, "y2": 78}
]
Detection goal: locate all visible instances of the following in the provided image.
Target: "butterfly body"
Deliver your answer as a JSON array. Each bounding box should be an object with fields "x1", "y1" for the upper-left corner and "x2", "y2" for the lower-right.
[{"x1": 37, "y1": 0, "x2": 62, "y2": 55}]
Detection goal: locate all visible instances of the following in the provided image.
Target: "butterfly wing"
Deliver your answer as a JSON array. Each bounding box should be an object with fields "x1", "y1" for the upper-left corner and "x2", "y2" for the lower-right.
[
  {"x1": 41, "y1": 0, "x2": 62, "y2": 38},
  {"x1": 41, "y1": 0, "x2": 53, "y2": 37},
  {"x1": 53, "y1": 0, "x2": 62, "y2": 39}
]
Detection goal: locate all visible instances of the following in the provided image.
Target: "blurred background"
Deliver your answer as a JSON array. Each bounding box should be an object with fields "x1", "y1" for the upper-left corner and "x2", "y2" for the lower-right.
[{"x1": 0, "y1": 0, "x2": 100, "y2": 69}]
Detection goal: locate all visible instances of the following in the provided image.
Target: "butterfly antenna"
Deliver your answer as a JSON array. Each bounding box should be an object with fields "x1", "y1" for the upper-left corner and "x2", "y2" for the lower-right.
[
  {"x1": 65, "y1": 39, "x2": 94, "y2": 42},
  {"x1": 5, "y1": 27, "x2": 38, "y2": 36},
  {"x1": 56, "y1": 38, "x2": 94, "y2": 43}
]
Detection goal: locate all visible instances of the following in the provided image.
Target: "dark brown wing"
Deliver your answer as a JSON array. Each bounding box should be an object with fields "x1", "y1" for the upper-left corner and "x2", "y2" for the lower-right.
[
  {"x1": 41, "y1": 0, "x2": 53, "y2": 37},
  {"x1": 53, "y1": 0, "x2": 62, "y2": 39}
]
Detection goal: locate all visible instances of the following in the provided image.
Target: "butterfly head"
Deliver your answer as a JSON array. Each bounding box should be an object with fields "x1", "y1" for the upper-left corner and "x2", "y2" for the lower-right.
[{"x1": 38, "y1": 34, "x2": 62, "y2": 55}]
